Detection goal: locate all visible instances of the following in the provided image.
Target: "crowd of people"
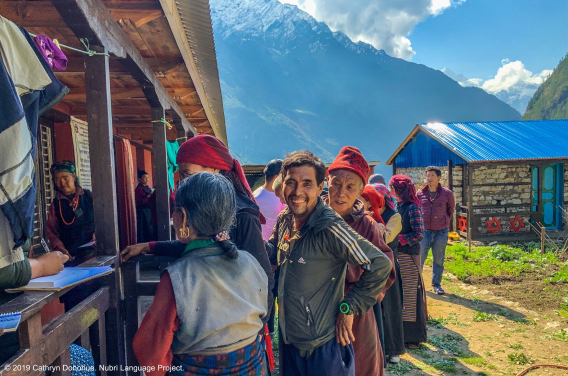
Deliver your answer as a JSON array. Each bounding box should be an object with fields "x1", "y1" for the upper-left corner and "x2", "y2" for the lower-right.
[
  {"x1": 119, "y1": 135, "x2": 456, "y2": 376},
  {"x1": 0, "y1": 132, "x2": 456, "y2": 376}
]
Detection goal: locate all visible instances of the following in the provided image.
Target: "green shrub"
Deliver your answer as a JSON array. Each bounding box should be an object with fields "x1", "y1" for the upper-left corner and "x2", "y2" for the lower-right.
[{"x1": 508, "y1": 353, "x2": 534, "y2": 365}]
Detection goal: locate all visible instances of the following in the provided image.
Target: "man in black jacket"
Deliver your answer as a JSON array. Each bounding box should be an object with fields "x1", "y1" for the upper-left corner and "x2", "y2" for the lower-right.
[{"x1": 268, "y1": 150, "x2": 392, "y2": 376}]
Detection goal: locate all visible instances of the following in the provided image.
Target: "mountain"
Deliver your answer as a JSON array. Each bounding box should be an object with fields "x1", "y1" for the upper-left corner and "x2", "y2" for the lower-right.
[
  {"x1": 210, "y1": 0, "x2": 521, "y2": 172},
  {"x1": 441, "y1": 69, "x2": 537, "y2": 115},
  {"x1": 523, "y1": 54, "x2": 568, "y2": 120}
]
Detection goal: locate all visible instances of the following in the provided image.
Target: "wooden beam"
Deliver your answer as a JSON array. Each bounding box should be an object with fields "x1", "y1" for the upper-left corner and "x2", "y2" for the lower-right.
[
  {"x1": 63, "y1": 56, "x2": 185, "y2": 74},
  {"x1": 152, "y1": 107, "x2": 171, "y2": 241},
  {"x1": 67, "y1": 87, "x2": 145, "y2": 100},
  {"x1": 134, "y1": 10, "x2": 164, "y2": 28},
  {"x1": 83, "y1": 48, "x2": 125, "y2": 373},
  {"x1": 51, "y1": 0, "x2": 197, "y2": 136}
]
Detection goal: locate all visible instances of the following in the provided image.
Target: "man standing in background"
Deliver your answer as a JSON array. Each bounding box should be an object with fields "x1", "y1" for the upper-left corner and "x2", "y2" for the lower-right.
[
  {"x1": 254, "y1": 159, "x2": 285, "y2": 240},
  {"x1": 417, "y1": 166, "x2": 455, "y2": 295}
]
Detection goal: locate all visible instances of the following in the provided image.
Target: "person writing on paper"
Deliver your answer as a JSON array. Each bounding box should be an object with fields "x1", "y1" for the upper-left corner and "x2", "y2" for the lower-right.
[
  {"x1": 134, "y1": 172, "x2": 268, "y2": 376},
  {"x1": 47, "y1": 161, "x2": 96, "y2": 266}
]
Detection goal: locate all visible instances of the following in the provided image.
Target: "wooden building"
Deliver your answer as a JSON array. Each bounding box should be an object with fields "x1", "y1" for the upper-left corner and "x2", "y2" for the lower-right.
[
  {"x1": 0, "y1": 0, "x2": 225, "y2": 373},
  {"x1": 386, "y1": 120, "x2": 568, "y2": 242}
]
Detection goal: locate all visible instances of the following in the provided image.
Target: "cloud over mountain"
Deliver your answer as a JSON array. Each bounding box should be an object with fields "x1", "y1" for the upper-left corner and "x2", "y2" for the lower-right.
[
  {"x1": 443, "y1": 60, "x2": 552, "y2": 114},
  {"x1": 279, "y1": 0, "x2": 465, "y2": 60}
]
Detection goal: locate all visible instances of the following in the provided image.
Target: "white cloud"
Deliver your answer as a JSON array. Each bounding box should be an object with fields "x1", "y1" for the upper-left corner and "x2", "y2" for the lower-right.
[
  {"x1": 479, "y1": 60, "x2": 548, "y2": 93},
  {"x1": 279, "y1": 0, "x2": 465, "y2": 60}
]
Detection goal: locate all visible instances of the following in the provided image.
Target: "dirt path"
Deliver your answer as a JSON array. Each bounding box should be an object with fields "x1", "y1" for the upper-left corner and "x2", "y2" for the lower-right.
[{"x1": 386, "y1": 265, "x2": 568, "y2": 376}]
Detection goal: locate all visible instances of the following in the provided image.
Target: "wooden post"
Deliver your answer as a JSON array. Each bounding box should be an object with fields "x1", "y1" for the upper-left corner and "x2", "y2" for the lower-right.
[
  {"x1": 152, "y1": 107, "x2": 171, "y2": 241},
  {"x1": 392, "y1": 160, "x2": 396, "y2": 176},
  {"x1": 541, "y1": 225, "x2": 546, "y2": 254},
  {"x1": 84, "y1": 48, "x2": 125, "y2": 373},
  {"x1": 448, "y1": 160, "x2": 454, "y2": 231},
  {"x1": 467, "y1": 164, "x2": 473, "y2": 252},
  {"x1": 537, "y1": 166, "x2": 544, "y2": 225}
]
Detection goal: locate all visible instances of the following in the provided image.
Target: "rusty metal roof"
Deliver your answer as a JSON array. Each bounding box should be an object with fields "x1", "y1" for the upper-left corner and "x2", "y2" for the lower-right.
[{"x1": 387, "y1": 120, "x2": 568, "y2": 165}]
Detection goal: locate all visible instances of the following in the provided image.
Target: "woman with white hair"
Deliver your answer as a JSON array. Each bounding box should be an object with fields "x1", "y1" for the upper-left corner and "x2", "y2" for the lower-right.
[{"x1": 133, "y1": 172, "x2": 268, "y2": 376}]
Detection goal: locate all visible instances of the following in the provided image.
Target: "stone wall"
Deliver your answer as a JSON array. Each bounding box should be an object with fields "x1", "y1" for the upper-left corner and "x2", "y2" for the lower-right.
[
  {"x1": 471, "y1": 164, "x2": 532, "y2": 236},
  {"x1": 396, "y1": 166, "x2": 463, "y2": 204}
]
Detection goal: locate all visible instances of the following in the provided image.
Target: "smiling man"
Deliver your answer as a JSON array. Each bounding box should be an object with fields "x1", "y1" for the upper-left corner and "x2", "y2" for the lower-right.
[
  {"x1": 268, "y1": 150, "x2": 392, "y2": 376},
  {"x1": 326, "y1": 146, "x2": 395, "y2": 376}
]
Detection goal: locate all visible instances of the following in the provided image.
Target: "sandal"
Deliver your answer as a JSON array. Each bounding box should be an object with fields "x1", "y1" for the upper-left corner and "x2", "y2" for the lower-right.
[
  {"x1": 433, "y1": 285, "x2": 445, "y2": 295},
  {"x1": 407, "y1": 343, "x2": 420, "y2": 349}
]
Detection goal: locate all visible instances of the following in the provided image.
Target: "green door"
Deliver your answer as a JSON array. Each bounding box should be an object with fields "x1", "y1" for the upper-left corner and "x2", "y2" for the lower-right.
[{"x1": 531, "y1": 164, "x2": 564, "y2": 229}]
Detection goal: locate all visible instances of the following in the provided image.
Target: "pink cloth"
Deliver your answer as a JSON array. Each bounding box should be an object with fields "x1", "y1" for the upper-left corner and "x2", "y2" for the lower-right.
[{"x1": 115, "y1": 138, "x2": 137, "y2": 248}]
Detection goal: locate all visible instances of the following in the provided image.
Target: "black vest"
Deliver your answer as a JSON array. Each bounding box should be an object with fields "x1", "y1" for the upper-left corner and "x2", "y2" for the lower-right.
[
  {"x1": 54, "y1": 189, "x2": 95, "y2": 254},
  {"x1": 397, "y1": 202, "x2": 420, "y2": 255}
]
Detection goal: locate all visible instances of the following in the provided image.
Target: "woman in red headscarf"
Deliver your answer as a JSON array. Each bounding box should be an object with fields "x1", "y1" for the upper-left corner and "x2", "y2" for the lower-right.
[
  {"x1": 360, "y1": 184, "x2": 406, "y2": 363},
  {"x1": 121, "y1": 135, "x2": 275, "y2": 368},
  {"x1": 389, "y1": 175, "x2": 427, "y2": 348}
]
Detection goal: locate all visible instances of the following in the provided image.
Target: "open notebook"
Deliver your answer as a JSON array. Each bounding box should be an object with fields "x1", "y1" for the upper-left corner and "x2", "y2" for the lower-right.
[
  {"x1": 0, "y1": 312, "x2": 21, "y2": 333},
  {"x1": 16, "y1": 266, "x2": 113, "y2": 290}
]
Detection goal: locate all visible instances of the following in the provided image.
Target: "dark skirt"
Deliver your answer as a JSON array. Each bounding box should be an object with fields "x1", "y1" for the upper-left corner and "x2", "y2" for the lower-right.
[
  {"x1": 381, "y1": 258, "x2": 406, "y2": 356},
  {"x1": 398, "y1": 252, "x2": 428, "y2": 344},
  {"x1": 136, "y1": 207, "x2": 153, "y2": 243},
  {"x1": 171, "y1": 337, "x2": 267, "y2": 376}
]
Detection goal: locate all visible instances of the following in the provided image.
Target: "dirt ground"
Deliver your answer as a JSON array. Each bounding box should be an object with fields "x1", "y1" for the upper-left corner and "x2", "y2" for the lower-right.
[{"x1": 387, "y1": 265, "x2": 568, "y2": 376}]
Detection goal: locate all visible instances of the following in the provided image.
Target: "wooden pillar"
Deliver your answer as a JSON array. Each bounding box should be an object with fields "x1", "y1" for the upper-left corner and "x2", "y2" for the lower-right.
[
  {"x1": 448, "y1": 160, "x2": 454, "y2": 231},
  {"x1": 152, "y1": 107, "x2": 171, "y2": 241},
  {"x1": 537, "y1": 165, "x2": 544, "y2": 225},
  {"x1": 392, "y1": 160, "x2": 396, "y2": 176},
  {"x1": 467, "y1": 164, "x2": 473, "y2": 250},
  {"x1": 84, "y1": 48, "x2": 125, "y2": 373}
]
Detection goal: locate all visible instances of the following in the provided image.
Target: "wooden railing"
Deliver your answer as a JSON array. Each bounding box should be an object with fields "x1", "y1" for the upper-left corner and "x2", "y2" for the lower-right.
[
  {"x1": 123, "y1": 255, "x2": 175, "y2": 375},
  {"x1": 0, "y1": 256, "x2": 116, "y2": 376}
]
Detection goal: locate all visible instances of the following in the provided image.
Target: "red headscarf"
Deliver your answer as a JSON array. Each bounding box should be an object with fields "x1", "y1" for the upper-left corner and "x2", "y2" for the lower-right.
[
  {"x1": 360, "y1": 185, "x2": 385, "y2": 224},
  {"x1": 389, "y1": 174, "x2": 420, "y2": 206},
  {"x1": 327, "y1": 146, "x2": 369, "y2": 184},
  {"x1": 176, "y1": 135, "x2": 264, "y2": 222}
]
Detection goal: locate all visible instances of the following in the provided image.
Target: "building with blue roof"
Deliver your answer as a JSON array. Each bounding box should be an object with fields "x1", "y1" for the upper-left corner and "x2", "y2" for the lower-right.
[{"x1": 386, "y1": 120, "x2": 568, "y2": 242}]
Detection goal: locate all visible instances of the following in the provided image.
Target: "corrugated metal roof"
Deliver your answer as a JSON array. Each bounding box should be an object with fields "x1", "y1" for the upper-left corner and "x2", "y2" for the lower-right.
[
  {"x1": 388, "y1": 120, "x2": 568, "y2": 165},
  {"x1": 160, "y1": 0, "x2": 227, "y2": 144}
]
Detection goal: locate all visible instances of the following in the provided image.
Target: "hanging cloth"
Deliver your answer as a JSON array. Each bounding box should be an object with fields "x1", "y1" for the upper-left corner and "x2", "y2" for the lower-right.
[
  {"x1": 166, "y1": 141, "x2": 180, "y2": 192},
  {"x1": 33, "y1": 35, "x2": 68, "y2": 71},
  {"x1": 115, "y1": 138, "x2": 138, "y2": 248},
  {"x1": 0, "y1": 17, "x2": 68, "y2": 248}
]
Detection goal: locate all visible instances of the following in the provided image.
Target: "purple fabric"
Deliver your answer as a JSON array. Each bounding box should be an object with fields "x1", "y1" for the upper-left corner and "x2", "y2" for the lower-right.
[
  {"x1": 33, "y1": 35, "x2": 67, "y2": 70},
  {"x1": 417, "y1": 184, "x2": 455, "y2": 231}
]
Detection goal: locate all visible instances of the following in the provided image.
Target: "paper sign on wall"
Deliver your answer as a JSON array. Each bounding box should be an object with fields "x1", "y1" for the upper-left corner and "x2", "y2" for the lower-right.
[{"x1": 70, "y1": 117, "x2": 92, "y2": 190}]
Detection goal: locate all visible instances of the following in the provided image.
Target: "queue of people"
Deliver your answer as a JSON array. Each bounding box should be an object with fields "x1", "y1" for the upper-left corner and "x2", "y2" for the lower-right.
[
  {"x1": 0, "y1": 129, "x2": 451, "y2": 375},
  {"x1": 116, "y1": 134, "x2": 453, "y2": 376}
]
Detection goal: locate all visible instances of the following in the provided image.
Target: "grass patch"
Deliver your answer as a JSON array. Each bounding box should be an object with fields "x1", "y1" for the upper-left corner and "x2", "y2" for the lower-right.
[
  {"x1": 426, "y1": 358, "x2": 458, "y2": 373},
  {"x1": 408, "y1": 343, "x2": 432, "y2": 359},
  {"x1": 507, "y1": 343, "x2": 523, "y2": 350},
  {"x1": 473, "y1": 311, "x2": 499, "y2": 322},
  {"x1": 428, "y1": 312, "x2": 470, "y2": 328},
  {"x1": 460, "y1": 356, "x2": 487, "y2": 367},
  {"x1": 508, "y1": 352, "x2": 534, "y2": 365},
  {"x1": 542, "y1": 329, "x2": 568, "y2": 342},
  {"x1": 427, "y1": 334, "x2": 465, "y2": 356},
  {"x1": 509, "y1": 327, "x2": 529, "y2": 333},
  {"x1": 386, "y1": 360, "x2": 416, "y2": 375},
  {"x1": 444, "y1": 243, "x2": 565, "y2": 283},
  {"x1": 484, "y1": 351, "x2": 492, "y2": 357}
]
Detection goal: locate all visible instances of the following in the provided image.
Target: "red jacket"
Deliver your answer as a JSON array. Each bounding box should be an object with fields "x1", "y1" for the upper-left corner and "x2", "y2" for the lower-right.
[{"x1": 417, "y1": 184, "x2": 455, "y2": 231}]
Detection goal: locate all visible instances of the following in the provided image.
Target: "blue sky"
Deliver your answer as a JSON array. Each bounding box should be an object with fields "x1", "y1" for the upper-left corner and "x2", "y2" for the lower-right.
[
  {"x1": 410, "y1": 0, "x2": 568, "y2": 80},
  {"x1": 281, "y1": 0, "x2": 567, "y2": 92}
]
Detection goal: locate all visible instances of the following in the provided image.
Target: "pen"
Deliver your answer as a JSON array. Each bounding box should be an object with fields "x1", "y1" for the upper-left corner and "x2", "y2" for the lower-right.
[{"x1": 40, "y1": 238, "x2": 51, "y2": 253}]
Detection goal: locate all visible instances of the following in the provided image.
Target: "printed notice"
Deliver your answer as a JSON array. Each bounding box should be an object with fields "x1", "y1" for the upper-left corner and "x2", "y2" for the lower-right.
[{"x1": 71, "y1": 117, "x2": 92, "y2": 190}]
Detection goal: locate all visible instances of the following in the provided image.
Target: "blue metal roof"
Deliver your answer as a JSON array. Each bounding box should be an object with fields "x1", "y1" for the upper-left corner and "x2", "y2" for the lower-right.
[{"x1": 410, "y1": 120, "x2": 568, "y2": 163}]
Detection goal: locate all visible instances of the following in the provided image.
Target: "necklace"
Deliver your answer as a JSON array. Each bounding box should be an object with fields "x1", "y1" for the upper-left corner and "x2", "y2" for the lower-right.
[{"x1": 59, "y1": 199, "x2": 75, "y2": 225}]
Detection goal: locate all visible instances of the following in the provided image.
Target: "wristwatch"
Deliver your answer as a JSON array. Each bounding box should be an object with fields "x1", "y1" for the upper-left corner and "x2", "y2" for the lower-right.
[{"x1": 339, "y1": 302, "x2": 352, "y2": 315}]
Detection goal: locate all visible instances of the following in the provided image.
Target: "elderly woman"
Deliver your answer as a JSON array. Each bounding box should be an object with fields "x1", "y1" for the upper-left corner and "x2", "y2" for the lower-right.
[
  {"x1": 360, "y1": 184, "x2": 406, "y2": 363},
  {"x1": 135, "y1": 170, "x2": 154, "y2": 243},
  {"x1": 47, "y1": 161, "x2": 95, "y2": 265},
  {"x1": 389, "y1": 175, "x2": 427, "y2": 348},
  {"x1": 121, "y1": 135, "x2": 274, "y2": 321},
  {"x1": 133, "y1": 172, "x2": 268, "y2": 376}
]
